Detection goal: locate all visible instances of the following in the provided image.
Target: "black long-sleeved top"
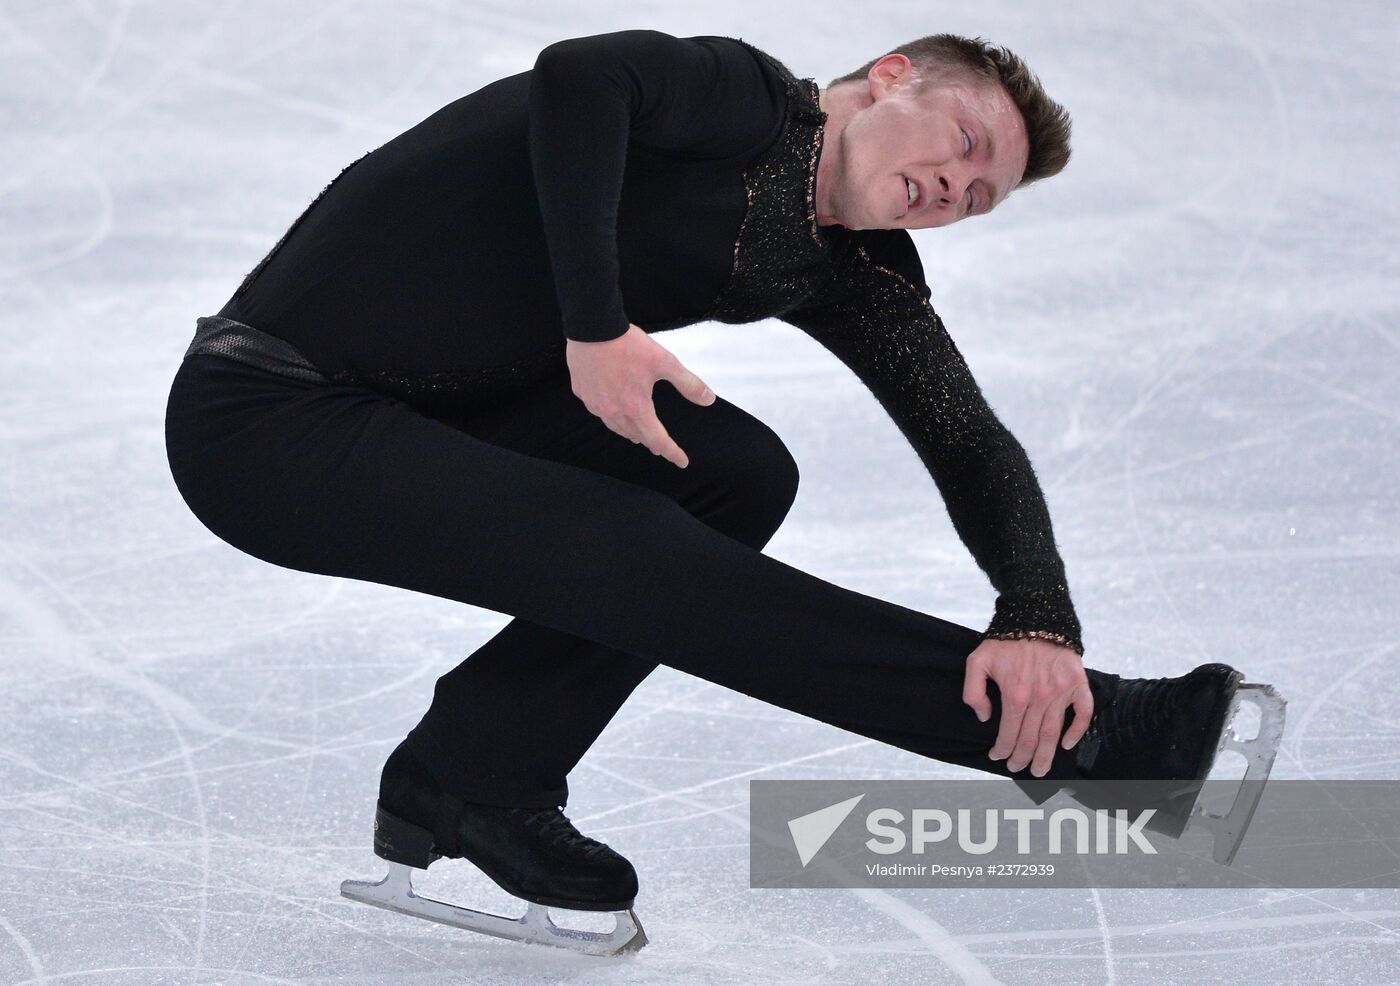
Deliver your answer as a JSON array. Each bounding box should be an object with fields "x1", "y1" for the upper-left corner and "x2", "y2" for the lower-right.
[{"x1": 215, "y1": 29, "x2": 1083, "y2": 654}]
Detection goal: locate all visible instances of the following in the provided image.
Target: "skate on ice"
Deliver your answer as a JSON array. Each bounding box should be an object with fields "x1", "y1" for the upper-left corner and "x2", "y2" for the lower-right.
[{"x1": 340, "y1": 743, "x2": 648, "y2": 956}]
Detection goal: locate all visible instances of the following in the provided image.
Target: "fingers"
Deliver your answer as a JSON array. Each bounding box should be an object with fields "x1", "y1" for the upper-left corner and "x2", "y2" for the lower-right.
[
  {"x1": 987, "y1": 682, "x2": 1028, "y2": 764},
  {"x1": 978, "y1": 640, "x2": 1092, "y2": 777},
  {"x1": 573, "y1": 340, "x2": 712, "y2": 468},
  {"x1": 662, "y1": 360, "x2": 716, "y2": 407},
  {"x1": 1061, "y1": 681, "x2": 1095, "y2": 750},
  {"x1": 962, "y1": 657, "x2": 992, "y2": 723},
  {"x1": 1029, "y1": 697, "x2": 1071, "y2": 777},
  {"x1": 1007, "y1": 678, "x2": 1091, "y2": 774},
  {"x1": 1005, "y1": 701, "x2": 1046, "y2": 775},
  {"x1": 991, "y1": 669, "x2": 1080, "y2": 776},
  {"x1": 632, "y1": 403, "x2": 688, "y2": 469},
  {"x1": 601, "y1": 409, "x2": 688, "y2": 469}
]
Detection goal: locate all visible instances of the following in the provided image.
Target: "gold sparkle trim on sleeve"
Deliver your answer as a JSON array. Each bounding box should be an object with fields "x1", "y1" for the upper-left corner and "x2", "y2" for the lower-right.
[{"x1": 780, "y1": 242, "x2": 1085, "y2": 652}]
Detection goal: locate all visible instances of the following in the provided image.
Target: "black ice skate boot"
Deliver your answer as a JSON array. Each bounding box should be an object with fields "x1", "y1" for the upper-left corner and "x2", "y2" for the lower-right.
[
  {"x1": 340, "y1": 740, "x2": 647, "y2": 956},
  {"x1": 1023, "y1": 662, "x2": 1285, "y2": 865}
]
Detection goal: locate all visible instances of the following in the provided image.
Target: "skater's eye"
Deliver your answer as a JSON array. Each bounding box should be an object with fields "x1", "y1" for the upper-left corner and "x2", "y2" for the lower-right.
[{"x1": 962, "y1": 128, "x2": 972, "y2": 157}]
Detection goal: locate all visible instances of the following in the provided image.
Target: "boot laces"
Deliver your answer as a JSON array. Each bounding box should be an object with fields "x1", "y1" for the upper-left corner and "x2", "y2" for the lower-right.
[
  {"x1": 1092, "y1": 676, "x2": 1185, "y2": 747},
  {"x1": 511, "y1": 806, "x2": 610, "y2": 858}
]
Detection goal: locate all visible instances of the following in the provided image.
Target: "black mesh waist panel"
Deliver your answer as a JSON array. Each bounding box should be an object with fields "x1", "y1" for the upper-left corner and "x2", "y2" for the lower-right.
[{"x1": 184, "y1": 315, "x2": 329, "y2": 383}]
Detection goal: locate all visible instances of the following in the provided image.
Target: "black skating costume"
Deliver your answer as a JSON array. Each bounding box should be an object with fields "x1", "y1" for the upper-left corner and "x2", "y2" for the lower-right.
[{"x1": 164, "y1": 31, "x2": 1203, "y2": 920}]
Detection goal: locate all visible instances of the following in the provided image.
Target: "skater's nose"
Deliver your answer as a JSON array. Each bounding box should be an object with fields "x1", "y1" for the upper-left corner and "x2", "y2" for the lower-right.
[{"x1": 933, "y1": 169, "x2": 968, "y2": 209}]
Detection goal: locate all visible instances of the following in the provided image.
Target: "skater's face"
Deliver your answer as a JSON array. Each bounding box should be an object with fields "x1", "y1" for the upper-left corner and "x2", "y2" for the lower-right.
[{"x1": 818, "y1": 54, "x2": 1030, "y2": 231}]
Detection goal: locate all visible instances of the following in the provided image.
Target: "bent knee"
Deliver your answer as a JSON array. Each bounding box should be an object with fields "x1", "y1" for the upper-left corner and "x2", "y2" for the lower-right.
[
  {"x1": 675, "y1": 396, "x2": 801, "y2": 542},
  {"x1": 736, "y1": 428, "x2": 800, "y2": 514}
]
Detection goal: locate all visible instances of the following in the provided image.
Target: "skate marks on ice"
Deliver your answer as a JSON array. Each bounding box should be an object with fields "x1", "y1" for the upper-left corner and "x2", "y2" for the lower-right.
[
  {"x1": 0, "y1": 572, "x2": 466, "y2": 969},
  {"x1": 577, "y1": 745, "x2": 1007, "y2": 985}
]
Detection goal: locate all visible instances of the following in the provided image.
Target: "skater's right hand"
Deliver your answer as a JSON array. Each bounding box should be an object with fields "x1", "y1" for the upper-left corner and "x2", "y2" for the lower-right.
[{"x1": 566, "y1": 325, "x2": 717, "y2": 469}]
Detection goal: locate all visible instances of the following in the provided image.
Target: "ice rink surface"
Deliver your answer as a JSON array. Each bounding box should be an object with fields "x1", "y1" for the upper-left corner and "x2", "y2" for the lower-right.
[{"x1": 2, "y1": 0, "x2": 1398, "y2": 982}]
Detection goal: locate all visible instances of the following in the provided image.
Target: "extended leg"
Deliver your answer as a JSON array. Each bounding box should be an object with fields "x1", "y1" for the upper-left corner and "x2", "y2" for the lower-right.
[{"x1": 164, "y1": 356, "x2": 1071, "y2": 788}]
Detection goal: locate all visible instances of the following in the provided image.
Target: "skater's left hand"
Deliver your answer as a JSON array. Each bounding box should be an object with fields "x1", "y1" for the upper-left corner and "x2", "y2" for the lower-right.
[{"x1": 962, "y1": 637, "x2": 1093, "y2": 778}]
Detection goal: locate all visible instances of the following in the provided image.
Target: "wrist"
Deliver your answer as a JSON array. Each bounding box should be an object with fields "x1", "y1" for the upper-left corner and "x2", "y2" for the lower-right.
[{"x1": 980, "y1": 627, "x2": 1084, "y2": 657}]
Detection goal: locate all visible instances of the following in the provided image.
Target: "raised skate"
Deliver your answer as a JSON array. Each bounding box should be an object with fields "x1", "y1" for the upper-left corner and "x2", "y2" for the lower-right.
[
  {"x1": 1188, "y1": 677, "x2": 1286, "y2": 864},
  {"x1": 1029, "y1": 663, "x2": 1286, "y2": 865}
]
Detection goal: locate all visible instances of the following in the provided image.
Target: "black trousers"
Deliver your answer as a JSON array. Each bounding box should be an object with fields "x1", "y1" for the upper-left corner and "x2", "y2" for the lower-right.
[{"x1": 164, "y1": 350, "x2": 1104, "y2": 810}]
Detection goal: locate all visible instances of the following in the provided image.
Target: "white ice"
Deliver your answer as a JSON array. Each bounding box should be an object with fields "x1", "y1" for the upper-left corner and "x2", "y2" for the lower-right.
[{"x1": 1, "y1": 1, "x2": 1397, "y2": 983}]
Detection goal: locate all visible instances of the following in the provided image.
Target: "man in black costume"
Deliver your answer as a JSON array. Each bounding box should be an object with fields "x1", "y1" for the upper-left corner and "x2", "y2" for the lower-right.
[{"x1": 165, "y1": 29, "x2": 1283, "y2": 954}]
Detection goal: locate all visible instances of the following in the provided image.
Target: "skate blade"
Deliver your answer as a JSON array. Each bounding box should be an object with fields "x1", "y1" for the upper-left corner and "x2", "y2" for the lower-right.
[
  {"x1": 1193, "y1": 682, "x2": 1287, "y2": 866},
  {"x1": 340, "y1": 862, "x2": 648, "y2": 957}
]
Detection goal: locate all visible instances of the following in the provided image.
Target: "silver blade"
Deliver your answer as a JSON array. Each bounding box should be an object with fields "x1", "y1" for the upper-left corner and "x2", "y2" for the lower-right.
[
  {"x1": 340, "y1": 862, "x2": 648, "y2": 957},
  {"x1": 1193, "y1": 682, "x2": 1288, "y2": 865}
]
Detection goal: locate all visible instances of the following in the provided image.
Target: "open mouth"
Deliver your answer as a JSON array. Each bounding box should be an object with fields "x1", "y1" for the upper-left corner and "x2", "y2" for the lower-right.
[{"x1": 902, "y1": 174, "x2": 922, "y2": 216}]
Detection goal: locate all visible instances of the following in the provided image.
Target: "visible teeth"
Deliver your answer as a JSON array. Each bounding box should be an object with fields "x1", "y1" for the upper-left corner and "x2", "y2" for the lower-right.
[{"x1": 906, "y1": 177, "x2": 917, "y2": 205}]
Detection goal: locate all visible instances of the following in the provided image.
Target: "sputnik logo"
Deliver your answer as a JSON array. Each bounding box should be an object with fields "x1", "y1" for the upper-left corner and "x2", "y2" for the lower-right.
[{"x1": 787, "y1": 794, "x2": 865, "y2": 866}]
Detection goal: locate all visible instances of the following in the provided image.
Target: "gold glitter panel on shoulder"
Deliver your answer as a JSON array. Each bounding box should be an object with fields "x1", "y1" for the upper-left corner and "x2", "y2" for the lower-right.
[
  {"x1": 698, "y1": 37, "x2": 837, "y2": 325},
  {"x1": 780, "y1": 244, "x2": 1084, "y2": 655}
]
